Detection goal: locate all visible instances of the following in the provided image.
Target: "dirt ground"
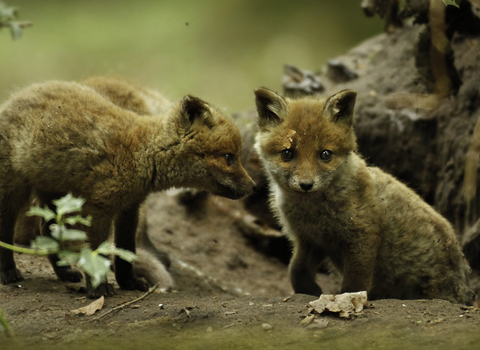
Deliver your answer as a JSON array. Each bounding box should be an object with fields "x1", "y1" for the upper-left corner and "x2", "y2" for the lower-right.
[{"x1": 1, "y1": 192, "x2": 480, "y2": 350}]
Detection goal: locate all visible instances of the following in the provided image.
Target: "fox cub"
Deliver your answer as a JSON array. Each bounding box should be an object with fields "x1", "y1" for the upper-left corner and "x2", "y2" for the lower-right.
[
  {"x1": 13, "y1": 76, "x2": 175, "y2": 290},
  {"x1": 0, "y1": 80, "x2": 255, "y2": 298},
  {"x1": 254, "y1": 87, "x2": 473, "y2": 304}
]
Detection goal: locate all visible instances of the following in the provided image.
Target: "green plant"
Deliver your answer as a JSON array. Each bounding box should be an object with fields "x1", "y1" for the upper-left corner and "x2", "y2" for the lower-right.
[
  {"x1": 0, "y1": 193, "x2": 138, "y2": 288},
  {"x1": 0, "y1": 193, "x2": 138, "y2": 336},
  {"x1": 0, "y1": 306, "x2": 12, "y2": 337},
  {"x1": 0, "y1": 1, "x2": 32, "y2": 40}
]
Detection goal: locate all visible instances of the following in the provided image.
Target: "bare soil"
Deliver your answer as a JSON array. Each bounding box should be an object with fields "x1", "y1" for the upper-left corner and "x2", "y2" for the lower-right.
[{"x1": 2, "y1": 192, "x2": 480, "y2": 350}]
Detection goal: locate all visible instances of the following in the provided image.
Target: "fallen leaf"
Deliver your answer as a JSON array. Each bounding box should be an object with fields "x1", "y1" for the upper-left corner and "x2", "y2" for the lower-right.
[
  {"x1": 300, "y1": 314, "x2": 315, "y2": 326},
  {"x1": 309, "y1": 291, "x2": 368, "y2": 318},
  {"x1": 70, "y1": 296, "x2": 105, "y2": 316},
  {"x1": 282, "y1": 129, "x2": 297, "y2": 149}
]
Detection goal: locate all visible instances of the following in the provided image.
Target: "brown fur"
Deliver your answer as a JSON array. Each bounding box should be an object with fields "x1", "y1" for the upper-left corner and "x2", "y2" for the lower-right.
[
  {"x1": 0, "y1": 80, "x2": 254, "y2": 298},
  {"x1": 80, "y1": 76, "x2": 172, "y2": 116},
  {"x1": 13, "y1": 77, "x2": 174, "y2": 289},
  {"x1": 254, "y1": 87, "x2": 474, "y2": 304}
]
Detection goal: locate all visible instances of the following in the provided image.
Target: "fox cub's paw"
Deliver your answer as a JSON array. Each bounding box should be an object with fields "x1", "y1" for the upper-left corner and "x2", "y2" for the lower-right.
[
  {"x1": 117, "y1": 275, "x2": 150, "y2": 292},
  {"x1": 86, "y1": 277, "x2": 115, "y2": 299},
  {"x1": 54, "y1": 265, "x2": 83, "y2": 283},
  {"x1": 0, "y1": 267, "x2": 24, "y2": 285}
]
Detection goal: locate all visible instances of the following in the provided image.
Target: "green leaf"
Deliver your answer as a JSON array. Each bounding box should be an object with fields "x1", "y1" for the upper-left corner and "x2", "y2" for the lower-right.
[
  {"x1": 50, "y1": 224, "x2": 63, "y2": 241},
  {"x1": 442, "y1": 0, "x2": 461, "y2": 7},
  {"x1": 96, "y1": 241, "x2": 117, "y2": 256},
  {"x1": 51, "y1": 224, "x2": 88, "y2": 242},
  {"x1": 61, "y1": 228, "x2": 88, "y2": 242},
  {"x1": 57, "y1": 250, "x2": 80, "y2": 266},
  {"x1": 0, "y1": 306, "x2": 12, "y2": 337},
  {"x1": 64, "y1": 214, "x2": 92, "y2": 227},
  {"x1": 53, "y1": 193, "x2": 86, "y2": 217},
  {"x1": 96, "y1": 241, "x2": 138, "y2": 262},
  {"x1": 9, "y1": 21, "x2": 21, "y2": 40},
  {"x1": 0, "y1": 2, "x2": 17, "y2": 21},
  {"x1": 30, "y1": 236, "x2": 59, "y2": 253},
  {"x1": 26, "y1": 206, "x2": 56, "y2": 222},
  {"x1": 113, "y1": 248, "x2": 138, "y2": 263},
  {"x1": 77, "y1": 248, "x2": 111, "y2": 288}
]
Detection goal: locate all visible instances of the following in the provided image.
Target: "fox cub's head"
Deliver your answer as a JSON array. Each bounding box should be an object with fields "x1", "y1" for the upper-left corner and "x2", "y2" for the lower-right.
[
  {"x1": 176, "y1": 96, "x2": 255, "y2": 200},
  {"x1": 253, "y1": 88, "x2": 357, "y2": 193}
]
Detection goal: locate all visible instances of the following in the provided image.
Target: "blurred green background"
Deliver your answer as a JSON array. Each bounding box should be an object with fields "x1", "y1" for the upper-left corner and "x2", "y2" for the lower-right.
[{"x1": 1, "y1": 0, "x2": 382, "y2": 112}]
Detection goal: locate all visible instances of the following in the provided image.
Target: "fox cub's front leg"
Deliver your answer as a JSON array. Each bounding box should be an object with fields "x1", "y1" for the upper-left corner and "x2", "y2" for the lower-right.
[
  {"x1": 289, "y1": 242, "x2": 323, "y2": 296},
  {"x1": 114, "y1": 204, "x2": 149, "y2": 292},
  {"x1": 339, "y1": 235, "x2": 380, "y2": 295}
]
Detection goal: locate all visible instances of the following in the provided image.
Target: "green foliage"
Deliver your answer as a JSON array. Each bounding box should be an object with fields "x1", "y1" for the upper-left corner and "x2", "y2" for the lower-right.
[
  {"x1": 78, "y1": 248, "x2": 112, "y2": 289},
  {"x1": 24, "y1": 193, "x2": 138, "y2": 288},
  {"x1": 0, "y1": 1, "x2": 26, "y2": 40},
  {"x1": 442, "y1": 0, "x2": 462, "y2": 7},
  {"x1": 0, "y1": 306, "x2": 12, "y2": 337}
]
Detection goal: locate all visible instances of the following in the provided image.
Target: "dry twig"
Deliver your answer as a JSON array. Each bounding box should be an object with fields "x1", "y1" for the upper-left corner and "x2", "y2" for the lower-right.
[{"x1": 89, "y1": 282, "x2": 160, "y2": 322}]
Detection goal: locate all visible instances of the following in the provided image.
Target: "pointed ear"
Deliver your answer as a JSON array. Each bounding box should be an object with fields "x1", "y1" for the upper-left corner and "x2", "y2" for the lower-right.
[
  {"x1": 254, "y1": 87, "x2": 288, "y2": 130},
  {"x1": 323, "y1": 90, "x2": 356, "y2": 126},
  {"x1": 180, "y1": 95, "x2": 215, "y2": 128}
]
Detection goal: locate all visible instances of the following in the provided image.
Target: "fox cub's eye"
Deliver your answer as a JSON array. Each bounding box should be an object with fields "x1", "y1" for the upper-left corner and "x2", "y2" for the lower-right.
[
  {"x1": 224, "y1": 153, "x2": 234, "y2": 166},
  {"x1": 319, "y1": 150, "x2": 333, "y2": 162},
  {"x1": 281, "y1": 149, "x2": 294, "y2": 162}
]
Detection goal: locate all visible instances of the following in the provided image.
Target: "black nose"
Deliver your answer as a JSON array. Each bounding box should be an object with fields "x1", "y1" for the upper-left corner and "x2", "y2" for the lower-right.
[{"x1": 300, "y1": 182, "x2": 313, "y2": 192}]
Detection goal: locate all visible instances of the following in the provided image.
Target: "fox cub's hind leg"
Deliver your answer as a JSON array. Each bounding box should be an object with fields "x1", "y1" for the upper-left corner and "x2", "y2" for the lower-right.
[
  {"x1": 114, "y1": 204, "x2": 149, "y2": 292},
  {"x1": 0, "y1": 189, "x2": 30, "y2": 284}
]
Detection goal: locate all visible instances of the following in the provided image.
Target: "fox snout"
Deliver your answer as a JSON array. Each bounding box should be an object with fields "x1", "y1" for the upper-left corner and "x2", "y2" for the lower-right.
[
  {"x1": 215, "y1": 171, "x2": 256, "y2": 200},
  {"x1": 299, "y1": 181, "x2": 313, "y2": 192},
  {"x1": 289, "y1": 177, "x2": 318, "y2": 193}
]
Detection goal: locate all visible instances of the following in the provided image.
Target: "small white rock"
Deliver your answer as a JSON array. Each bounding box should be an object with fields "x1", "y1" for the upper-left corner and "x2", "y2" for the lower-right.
[{"x1": 262, "y1": 323, "x2": 273, "y2": 331}]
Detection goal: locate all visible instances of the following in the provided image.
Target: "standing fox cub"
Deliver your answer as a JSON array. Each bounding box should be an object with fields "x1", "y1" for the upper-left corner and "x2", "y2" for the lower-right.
[
  {"x1": 13, "y1": 76, "x2": 176, "y2": 290},
  {"x1": 0, "y1": 80, "x2": 255, "y2": 297},
  {"x1": 254, "y1": 87, "x2": 474, "y2": 304}
]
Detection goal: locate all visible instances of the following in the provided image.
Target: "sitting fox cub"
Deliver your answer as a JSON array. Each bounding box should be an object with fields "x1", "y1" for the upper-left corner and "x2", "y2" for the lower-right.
[
  {"x1": 0, "y1": 81, "x2": 255, "y2": 298},
  {"x1": 254, "y1": 87, "x2": 474, "y2": 304}
]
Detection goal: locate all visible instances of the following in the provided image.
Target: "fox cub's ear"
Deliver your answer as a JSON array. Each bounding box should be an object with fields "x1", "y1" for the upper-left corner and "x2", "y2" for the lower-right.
[
  {"x1": 180, "y1": 95, "x2": 215, "y2": 129},
  {"x1": 254, "y1": 87, "x2": 288, "y2": 130},
  {"x1": 323, "y1": 90, "x2": 356, "y2": 126}
]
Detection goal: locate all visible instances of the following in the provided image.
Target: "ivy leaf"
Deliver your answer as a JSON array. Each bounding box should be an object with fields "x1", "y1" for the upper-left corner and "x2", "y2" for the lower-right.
[
  {"x1": 51, "y1": 224, "x2": 88, "y2": 242},
  {"x1": 96, "y1": 241, "x2": 117, "y2": 256},
  {"x1": 53, "y1": 193, "x2": 86, "y2": 217},
  {"x1": 96, "y1": 241, "x2": 138, "y2": 262},
  {"x1": 442, "y1": 0, "x2": 461, "y2": 7},
  {"x1": 96, "y1": 242, "x2": 138, "y2": 263},
  {"x1": 30, "y1": 236, "x2": 59, "y2": 253},
  {"x1": 0, "y1": 2, "x2": 18, "y2": 21},
  {"x1": 64, "y1": 214, "x2": 92, "y2": 227},
  {"x1": 57, "y1": 250, "x2": 81, "y2": 267},
  {"x1": 9, "y1": 21, "x2": 22, "y2": 40},
  {"x1": 113, "y1": 248, "x2": 138, "y2": 263},
  {"x1": 62, "y1": 227, "x2": 88, "y2": 242},
  {"x1": 26, "y1": 206, "x2": 56, "y2": 222},
  {"x1": 77, "y1": 248, "x2": 111, "y2": 288}
]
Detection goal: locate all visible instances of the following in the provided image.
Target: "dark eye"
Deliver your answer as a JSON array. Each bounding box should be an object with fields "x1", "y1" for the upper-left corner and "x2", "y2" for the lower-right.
[
  {"x1": 281, "y1": 149, "x2": 294, "y2": 162},
  {"x1": 224, "y1": 153, "x2": 234, "y2": 166},
  {"x1": 320, "y1": 150, "x2": 333, "y2": 162}
]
